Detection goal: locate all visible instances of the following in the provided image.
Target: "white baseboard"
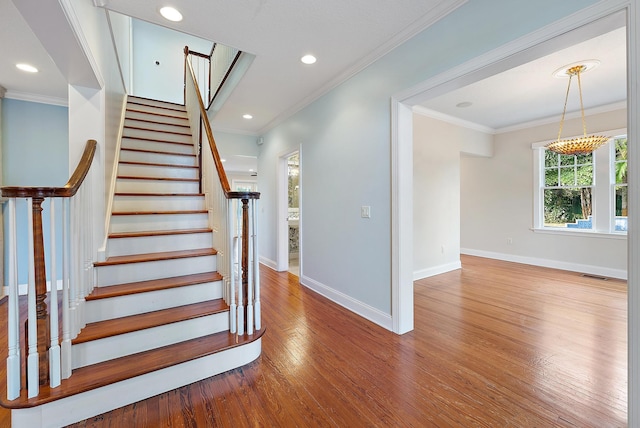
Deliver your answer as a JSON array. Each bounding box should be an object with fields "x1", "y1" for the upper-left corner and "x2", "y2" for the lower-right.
[
  {"x1": 259, "y1": 256, "x2": 278, "y2": 271},
  {"x1": 3, "y1": 280, "x2": 64, "y2": 297},
  {"x1": 299, "y1": 274, "x2": 393, "y2": 331},
  {"x1": 460, "y1": 248, "x2": 627, "y2": 280},
  {"x1": 413, "y1": 260, "x2": 462, "y2": 281}
]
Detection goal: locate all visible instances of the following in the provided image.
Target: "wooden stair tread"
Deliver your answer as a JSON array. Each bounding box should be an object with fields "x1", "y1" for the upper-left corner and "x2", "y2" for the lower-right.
[
  {"x1": 108, "y1": 228, "x2": 212, "y2": 239},
  {"x1": 0, "y1": 329, "x2": 264, "y2": 409},
  {"x1": 125, "y1": 118, "x2": 190, "y2": 129},
  {"x1": 73, "y1": 299, "x2": 228, "y2": 344},
  {"x1": 122, "y1": 134, "x2": 193, "y2": 145},
  {"x1": 127, "y1": 108, "x2": 188, "y2": 121},
  {"x1": 121, "y1": 147, "x2": 196, "y2": 157},
  {"x1": 111, "y1": 209, "x2": 206, "y2": 215},
  {"x1": 118, "y1": 160, "x2": 198, "y2": 169},
  {"x1": 114, "y1": 192, "x2": 204, "y2": 197},
  {"x1": 117, "y1": 175, "x2": 199, "y2": 182},
  {"x1": 86, "y1": 271, "x2": 222, "y2": 301},
  {"x1": 94, "y1": 248, "x2": 217, "y2": 266}
]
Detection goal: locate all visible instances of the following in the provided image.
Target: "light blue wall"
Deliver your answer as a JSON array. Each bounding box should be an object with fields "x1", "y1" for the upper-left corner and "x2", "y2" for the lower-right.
[
  {"x1": 2, "y1": 99, "x2": 69, "y2": 286},
  {"x1": 258, "y1": 0, "x2": 599, "y2": 317}
]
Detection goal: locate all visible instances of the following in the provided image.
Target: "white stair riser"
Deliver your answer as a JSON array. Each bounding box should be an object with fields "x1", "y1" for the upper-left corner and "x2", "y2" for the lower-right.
[
  {"x1": 125, "y1": 118, "x2": 190, "y2": 135},
  {"x1": 123, "y1": 128, "x2": 192, "y2": 144},
  {"x1": 10, "y1": 339, "x2": 262, "y2": 428},
  {"x1": 112, "y1": 195, "x2": 205, "y2": 212},
  {"x1": 107, "y1": 231, "x2": 213, "y2": 257},
  {"x1": 121, "y1": 137, "x2": 195, "y2": 155},
  {"x1": 109, "y1": 213, "x2": 209, "y2": 234},
  {"x1": 115, "y1": 179, "x2": 199, "y2": 194},
  {"x1": 71, "y1": 311, "x2": 229, "y2": 369},
  {"x1": 120, "y1": 149, "x2": 197, "y2": 166},
  {"x1": 128, "y1": 98, "x2": 186, "y2": 111},
  {"x1": 96, "y1": 254, "x2": 217, "y2": 286},
  {"x1": 85, "y1": 281, "x2": 223, "y2": 323},
  {"x1": 118, "y1": 163, "x2": 198, "y2": 180},
  {"x1": 126, "y1": 110, "x2": 189, "y2": 126}
]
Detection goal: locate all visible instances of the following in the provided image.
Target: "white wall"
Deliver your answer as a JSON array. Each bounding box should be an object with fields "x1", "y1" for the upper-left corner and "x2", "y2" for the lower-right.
[
  {"x1": 257, "y1": 0, "x2": 599, "y2": 329},
  {"x1": 132, "y1": 20, "x2": 212, "y2": 103},
  {"x1": 461, "y1": 108, "x2": 627, "y2": 278},
  {"x1": 413, "y1": 113, "x2": 493, "y2": 280},
  {"x1": 107, "y1": 11, "x2": 132, "y2": 94}
]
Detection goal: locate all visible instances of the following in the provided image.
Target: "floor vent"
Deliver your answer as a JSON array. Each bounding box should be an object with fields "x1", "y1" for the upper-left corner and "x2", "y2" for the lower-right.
[{"x1": 581, "y1": 273, "x2": 608, "y2": 280}]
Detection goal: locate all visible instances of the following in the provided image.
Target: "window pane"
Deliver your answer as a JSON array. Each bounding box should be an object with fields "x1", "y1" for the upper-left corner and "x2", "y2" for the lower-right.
[
  {"x1": 559, "y1": 155, "x2": 575, "y2": 166},
  {"x1": 576, "y1": 165, "x2": 593, "y2": 186},
  {"x1": 544, "y1": 188, "x2": 593, "y2": 229},
  {"x1": 576, "y1": 153, "x2": 592, "y2": 165},
  {"x1": 615, "y1": 138, "x2": 627, "y2": 161},
  {"x1": 545, "y1": 168, "x2": 558, "y2": 186},
  {"x1": 615, "y1": 185, "x2": 628, "y2": 231},
  {"x1": 545, "y1": 150, "x2": 558, "y2": 167},
  {"x1": 559, "y1": 167, "x2": 575, "y2": 186}
]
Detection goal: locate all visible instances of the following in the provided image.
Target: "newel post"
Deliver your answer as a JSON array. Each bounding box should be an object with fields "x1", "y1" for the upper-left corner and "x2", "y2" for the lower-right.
[{"x1": 30, "y1": 197, "x2": 50, "y2": 385}]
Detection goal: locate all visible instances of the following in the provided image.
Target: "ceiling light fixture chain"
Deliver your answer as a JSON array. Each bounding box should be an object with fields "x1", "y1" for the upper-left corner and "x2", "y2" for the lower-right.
[{"x1": 546, "y1": 62, "x2": 609, "y2": 156}]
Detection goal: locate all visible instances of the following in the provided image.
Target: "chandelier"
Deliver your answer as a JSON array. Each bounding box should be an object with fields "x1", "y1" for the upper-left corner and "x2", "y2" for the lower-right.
[{"x1": 546, "y1": 62, "x2": 609, "y2": 155}]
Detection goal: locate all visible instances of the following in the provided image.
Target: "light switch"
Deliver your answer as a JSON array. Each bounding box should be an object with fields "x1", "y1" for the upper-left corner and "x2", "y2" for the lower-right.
[{"x1": 361, "y1": 206, "x2": 371, "y2": 218}]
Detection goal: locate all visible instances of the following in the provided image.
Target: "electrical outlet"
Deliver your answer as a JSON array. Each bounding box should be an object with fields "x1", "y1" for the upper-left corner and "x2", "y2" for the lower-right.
[{"x1": 361, "y1": 206, "x2": 371, "y2": 218}]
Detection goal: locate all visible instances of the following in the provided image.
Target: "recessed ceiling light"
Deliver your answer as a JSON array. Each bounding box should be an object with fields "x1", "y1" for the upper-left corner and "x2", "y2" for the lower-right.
[
  {"x1": 16, "y1": 63, "x2": 38, "y2": 73},
  {"x1": 243, "y1": 114, "x2": 253, "y2": 119},
  {"x1": 160, "y1": 6, "x2": 183, "y2": 22},
  {"x1": 301, "y1": 54, "x2": 317, "y2": 65},
  {"x1": 456, "y1": 101, "x2": 473, "y2": 108},
  {"x1": 221, "y1": 158, "x2": 227, "y2": 163}
]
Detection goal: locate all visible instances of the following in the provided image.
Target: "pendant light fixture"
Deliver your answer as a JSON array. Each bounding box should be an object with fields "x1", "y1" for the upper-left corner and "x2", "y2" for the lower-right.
[{"x1": 546, "y1": 61, "x2": 609, "y2": 155}]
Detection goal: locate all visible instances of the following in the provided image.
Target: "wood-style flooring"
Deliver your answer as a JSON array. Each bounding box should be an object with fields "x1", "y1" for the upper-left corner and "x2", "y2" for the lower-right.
[{"x1": 1, "y1": 255, "x2": 628, "y2": 427}]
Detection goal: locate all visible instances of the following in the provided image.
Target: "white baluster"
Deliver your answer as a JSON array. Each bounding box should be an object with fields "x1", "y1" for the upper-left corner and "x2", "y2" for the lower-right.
[
  {"x1": 252, "y1": 199, "x2": 261, "y2": 331},
  {"x1": 49, "y1": 199, "x2": 61, "y2": 387},
  {"x1": 26, "y1": 198, "x2": 39, "y2": 398},
  {"x1": 6, "y1": 198, "x2": 21, "y2": 400},
  {"x1": 236, "y1": 200, "x2": 244, "y2": 336},
  {"x1": 228, "y1": 200, "x2": 236, "y2": 334},
  {"x1": 61, "y1": 198, "x2": 72, "y2": 378},
  {"x1": 246, "y1": 200, "x2": 254, "y2": 335}
]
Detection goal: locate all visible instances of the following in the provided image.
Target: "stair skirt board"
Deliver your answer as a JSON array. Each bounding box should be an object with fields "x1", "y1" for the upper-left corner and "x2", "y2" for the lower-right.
[
  {"x1": 119, "y1": 149, "x2": 197, "y2": 166},
  {"x1": 96, "y1": 255, "x2": 217, "y2": 286},
  {"x1": 109, "y1": 212, "x2": 209, "y2": 233},
  {"x1": 72, "y1": 311, "x2": 229, "y2": 369},
  {"x1": 112, "y1": 194, "x2": 205, "y2": 212},
  {"x1": 121, "y1": 137, "x2": 195, "y2": 155},
  {"x1": 117, "y1": 163, "x2": 198, "y2": 180},
  {"x1": 10, "y1": 338, "x2": 262, "y2": 428},
  {"x1": 126, "y1": 110, "x2": 188, "y2": 126},
  {"x1": 85, "y1": 280, "x2": 223, "y2": 323},
  {"x1": 107, "y1": 231, "x2": 213, "y2": 257}
]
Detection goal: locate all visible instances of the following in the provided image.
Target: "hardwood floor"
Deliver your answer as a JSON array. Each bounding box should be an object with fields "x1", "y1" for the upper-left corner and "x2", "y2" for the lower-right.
[{"x1": 1, "y1": 255, "x2": 627, "y2": 427}]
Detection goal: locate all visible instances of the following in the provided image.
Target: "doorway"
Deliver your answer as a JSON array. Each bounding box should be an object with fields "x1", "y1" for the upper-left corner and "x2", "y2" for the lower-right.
[{"x1": 286, "y1": 152, "x2": 300, "y2": 276}]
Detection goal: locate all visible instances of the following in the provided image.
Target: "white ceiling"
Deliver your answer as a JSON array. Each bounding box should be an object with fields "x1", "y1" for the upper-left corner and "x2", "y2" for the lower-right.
[{"x1": 0, "y1": 0, "x2": 627, "y2": 137}]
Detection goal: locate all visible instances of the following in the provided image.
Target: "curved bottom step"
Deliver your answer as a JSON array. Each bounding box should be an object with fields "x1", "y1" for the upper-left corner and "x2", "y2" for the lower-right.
[{"x1": 5, "y1": 330, "x2": 264, "y2": 428}]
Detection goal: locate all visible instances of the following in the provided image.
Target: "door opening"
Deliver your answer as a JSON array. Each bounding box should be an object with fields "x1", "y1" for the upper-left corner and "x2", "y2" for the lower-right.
[{"x1": 286, "y1": 152, "x2": 300, "y2": 276}]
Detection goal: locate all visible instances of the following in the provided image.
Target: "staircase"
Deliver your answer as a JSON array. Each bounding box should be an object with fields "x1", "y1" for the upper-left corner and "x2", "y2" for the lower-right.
[{"x1": 4, "y1": 96, "x2": 263, "y2": 427}]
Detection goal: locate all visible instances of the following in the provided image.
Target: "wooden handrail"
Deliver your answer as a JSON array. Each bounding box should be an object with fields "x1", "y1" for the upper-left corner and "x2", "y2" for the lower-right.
[
  {"x1": 1, "y1": 140, "x2": 97, "y2": 199},
  {"x1": 184, "y1": 46, "x2": 232, "y2": 197}
]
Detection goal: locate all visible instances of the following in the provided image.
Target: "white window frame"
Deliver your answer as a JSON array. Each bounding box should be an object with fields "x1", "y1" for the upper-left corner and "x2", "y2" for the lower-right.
[{"x1": 532, "y1": 128, "x2": 627, "y2": 237}]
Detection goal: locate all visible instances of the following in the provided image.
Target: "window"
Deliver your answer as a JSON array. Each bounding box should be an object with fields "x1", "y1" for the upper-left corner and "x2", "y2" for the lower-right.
[
  {"x1": 543, "y1": 152, "x2": 594, "y2": 229},
  {"x1": 532, "y1": 130, "x2": 627, "y2": 235},
  {"x1": 614, "y1": 137, "x2": 628, "y2": 231}
]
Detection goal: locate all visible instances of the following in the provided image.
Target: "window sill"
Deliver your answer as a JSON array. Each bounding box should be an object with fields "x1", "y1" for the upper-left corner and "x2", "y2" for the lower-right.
[{"x1": 530, "y1": 227, "x2": 627, "y2": 240}]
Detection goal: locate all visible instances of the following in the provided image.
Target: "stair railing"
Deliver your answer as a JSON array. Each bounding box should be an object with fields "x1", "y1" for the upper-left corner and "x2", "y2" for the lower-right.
[
  {"x1": 184, "y1": 47, "x2": 261, "y2": 337},
  {"x1": 2, "y1": 139, "x2": 98, "y2": 400},
  {"x1": 184, "y1": 44, "x2": 241, "y2": 110}
]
